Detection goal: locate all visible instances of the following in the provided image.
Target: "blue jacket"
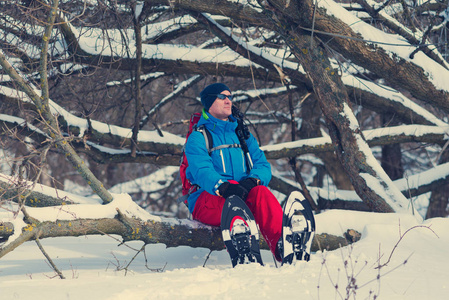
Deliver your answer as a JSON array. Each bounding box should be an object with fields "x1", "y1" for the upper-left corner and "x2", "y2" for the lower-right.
[{"x1": 185, "y1": 110, "x2": 271, "y2": 213}]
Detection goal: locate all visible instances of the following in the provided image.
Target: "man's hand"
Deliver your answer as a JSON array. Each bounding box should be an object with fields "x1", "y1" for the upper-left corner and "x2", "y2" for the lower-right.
[
  {"x1": 239, "y1": 178, "x2": 259, "y2": 194},
  {"x1": 217, "y1": 182, "x2": 248, "y2": 200}
]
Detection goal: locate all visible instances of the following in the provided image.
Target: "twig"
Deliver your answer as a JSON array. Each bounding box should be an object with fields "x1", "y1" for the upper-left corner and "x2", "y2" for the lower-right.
[
  {"x1": 203, "y1": 249, "x2": 213, "y2": 267},
  {"x1": 121, "y1": 244, "x2": 146, "y2": 275},
  {"x1": 35, "y1": 236, "x2": 65, "y2": 279},
  {"x1": 360, "y1": 253, "x2": 413, "y2": 289},
  {"x1": 310, "y1": 0, "x2": 318, "y2": 47},
  {"x1": 142, "y1": 246, "x2": 166, "y2": 272},
  {"x1": 376, "y1": 222, "x2": 438, "y2": 269},
  {"x1": 108, "y1": 251, "x2": 127, "y2": 271},
  {"x1": 111, "y1": 241, "x2": 165, "y2": 274}
]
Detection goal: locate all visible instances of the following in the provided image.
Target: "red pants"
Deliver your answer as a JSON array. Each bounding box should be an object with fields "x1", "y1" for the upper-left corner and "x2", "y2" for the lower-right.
[{"x1": 192, "y1": 183, "x2": 283, "y2": 258}]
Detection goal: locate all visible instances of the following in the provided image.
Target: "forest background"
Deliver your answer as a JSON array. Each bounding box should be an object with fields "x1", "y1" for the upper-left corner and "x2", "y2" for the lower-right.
[{"x1": 1, "y1": 0, "x2": 449, "y2": 276}]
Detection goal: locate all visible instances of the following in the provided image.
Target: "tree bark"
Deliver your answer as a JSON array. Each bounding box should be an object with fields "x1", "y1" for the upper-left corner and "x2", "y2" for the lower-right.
[
  {"x1": 5, "y1": 0, "x2": 447, "y2": 124},
  {"x1": 356, "y1": 0, "x2": 449, "y2": 70},
  {"x1": 130, "y1": 1, "x2": 144, "y2": 158},
  {"x1": 381, "y1": 115, "x2": 404, "y2": 180},
  {"x1": 0, "y1": 180, "x2": 74, "y2": 207},
  {"x1": 144, "y1": 0, "x2": 449, "y2": 114}
]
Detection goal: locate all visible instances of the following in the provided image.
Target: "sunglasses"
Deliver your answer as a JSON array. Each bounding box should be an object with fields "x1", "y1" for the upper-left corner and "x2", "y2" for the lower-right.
[{"x1": 213, "y1": 94, "x2": 234, "y2": 101}]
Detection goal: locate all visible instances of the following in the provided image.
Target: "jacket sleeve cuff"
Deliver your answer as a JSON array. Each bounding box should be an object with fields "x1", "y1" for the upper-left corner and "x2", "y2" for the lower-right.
[
  {"x1": 248, "y1": 175, "x2": 261, "y2": 185},
  {"x1": 213, "y1": 179, "x2": 226, "y2": 196}
]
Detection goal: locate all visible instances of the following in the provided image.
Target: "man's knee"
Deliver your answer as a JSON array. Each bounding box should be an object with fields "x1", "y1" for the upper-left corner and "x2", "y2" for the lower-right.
[
  {"x1": 249, "y1": 185, "x2": 270, "y2": 196},
  {"x1": 247, "y1": 185, "x2": 275, "y2": 204}
]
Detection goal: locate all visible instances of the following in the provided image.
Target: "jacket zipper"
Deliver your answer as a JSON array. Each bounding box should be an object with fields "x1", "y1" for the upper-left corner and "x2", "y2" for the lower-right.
[{"x1": 220, "y1": 149, "x2": 226, "y2": 173}]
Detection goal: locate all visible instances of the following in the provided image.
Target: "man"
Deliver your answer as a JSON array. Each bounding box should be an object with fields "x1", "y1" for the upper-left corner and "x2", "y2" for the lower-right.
[{"x1": 185, "y1": 83, "x2": 283, "y2": 261}]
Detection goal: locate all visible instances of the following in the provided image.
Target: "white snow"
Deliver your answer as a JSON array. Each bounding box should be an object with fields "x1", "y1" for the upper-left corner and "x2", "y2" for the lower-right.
[
  {"x1": 109, "y1": 166, "x2": 178, "y2": 195},
  {"x1": 1, "y1": 205, "x2": 449, "y2": 300},
  {"x1": 134, "y1": 2, "x2": 144, "y2": 21},
  {"x1": 1, "y1": 175, "x2": 448, "y2": 300},
  {"x1": 0, "y1": 152, "x2": 446, "y2": 299},
  {"x1": 341, "y1": 73, "x2": 448, "y2": 127}
]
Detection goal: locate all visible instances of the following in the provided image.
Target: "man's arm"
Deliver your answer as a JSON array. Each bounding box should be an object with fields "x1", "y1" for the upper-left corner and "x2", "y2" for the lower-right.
[{"x1": 185, "y1": 131, "x2": 226, "y2": 195}]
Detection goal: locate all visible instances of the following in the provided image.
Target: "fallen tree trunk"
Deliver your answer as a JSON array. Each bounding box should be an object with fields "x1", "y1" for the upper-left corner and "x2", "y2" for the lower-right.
[{"x1": 0, "y1": 214, "x2": 356, "y2": 259}]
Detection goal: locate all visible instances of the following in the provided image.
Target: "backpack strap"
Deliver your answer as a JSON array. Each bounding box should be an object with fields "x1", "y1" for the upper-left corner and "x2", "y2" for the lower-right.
[
  {"x1": 195, "y1": 125, "x2": 213, "y2": 153},
  {"x1": 196, "y1": 125, "x2": 241, "y2": 154},
  {"x1": 210, "y1": 144, "x2": 241, "y2": 152},
  {"x1": 177, "y1": 184, "x2": 199, "y2": 204}
]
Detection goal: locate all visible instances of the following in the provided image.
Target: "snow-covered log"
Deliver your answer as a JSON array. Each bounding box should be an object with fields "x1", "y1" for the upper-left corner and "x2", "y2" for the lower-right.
[
  {"x1": 0, "y1": 213, "x2": 354, "y2": 259},
  {"x1": 0, "y1": 192, "x2": 355, "y2": 259}
]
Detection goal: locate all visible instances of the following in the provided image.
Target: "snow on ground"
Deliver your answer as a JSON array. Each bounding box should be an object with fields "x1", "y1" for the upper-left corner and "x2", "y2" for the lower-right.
[{"x1": 1, "y1": 210, "x2": 448, "y2": 300}]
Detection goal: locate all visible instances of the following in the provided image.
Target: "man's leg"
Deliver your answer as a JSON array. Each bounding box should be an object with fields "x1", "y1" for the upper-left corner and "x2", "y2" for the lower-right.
[
  {"x1": 192, "y1": 191, "x2": 226, "y2": 227},
  {"x1": 245, "y1": 186, "x2": 283, "y2": 259},
  {"x1": 192, "y1": 180, "x2": 241, "y2": 226}
]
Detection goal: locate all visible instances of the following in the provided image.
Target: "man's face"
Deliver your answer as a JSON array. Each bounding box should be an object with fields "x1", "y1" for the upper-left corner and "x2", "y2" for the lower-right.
[{"x1": 208, "y1": 90, "x2": 233, "y2": 121}]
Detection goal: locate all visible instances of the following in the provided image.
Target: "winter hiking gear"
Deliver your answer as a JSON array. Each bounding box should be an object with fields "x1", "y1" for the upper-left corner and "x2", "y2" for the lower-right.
[
  {"x1": 184, "y1": 110, "x2": 271, "y2": 213},
  {"x1": 196, "y1": 189, "x2": 314, "y2": 267},
  {"x1": 279, "y1": 191, "x2": 316, "y2": 265},
  {"x1": 192, "y1": 182, "x2": 283, "y2": 257},
  {"x1": 220, "y1": 195, "x2": 263, "y2": 267},
  {"x1": 215, "y1": 93, "x2": 234, "y2": 101},
  {"x1": 179, "y1": 110, "x2": 315, "y2": 267},
  {"x1": 200, "y1": 83, "x2": 230, "y2": 111},
  {"x1": 178, "y1": 109, "x2": 257, "y2": 209},
  {"x1": 179, "y1": 112, "x2": 208, "y2": 206},
  {"x1": 181, "y1": 84, "x2": 288, "y2": 267}
]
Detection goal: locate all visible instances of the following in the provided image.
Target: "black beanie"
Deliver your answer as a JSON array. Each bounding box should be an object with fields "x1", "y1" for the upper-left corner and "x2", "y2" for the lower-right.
[{"x1": 200, "y1": 83, "x2": 231, "y2": 111}]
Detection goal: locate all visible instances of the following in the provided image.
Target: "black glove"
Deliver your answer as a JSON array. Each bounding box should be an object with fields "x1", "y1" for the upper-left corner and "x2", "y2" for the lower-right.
[
  {"x1": 239, "y1": 178, "x2": 259, "y2": 194},
  {"x1": 218, "y1": 182, "x2": 248, "y2": 200}
]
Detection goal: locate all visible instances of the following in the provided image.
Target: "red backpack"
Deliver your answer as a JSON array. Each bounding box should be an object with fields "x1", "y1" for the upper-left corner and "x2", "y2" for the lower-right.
[{"x1": 178, "y1": 112, "x2": 212, "y2": 205}]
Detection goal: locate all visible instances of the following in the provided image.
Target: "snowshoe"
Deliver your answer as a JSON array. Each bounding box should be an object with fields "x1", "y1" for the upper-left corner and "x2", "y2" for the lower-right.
[
  {"x1": 280, "y1": 191, "x2": 316, "y2": 265},
  {"x1": 221, "y1": 195, "x2": 263, "y2": 267}
]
